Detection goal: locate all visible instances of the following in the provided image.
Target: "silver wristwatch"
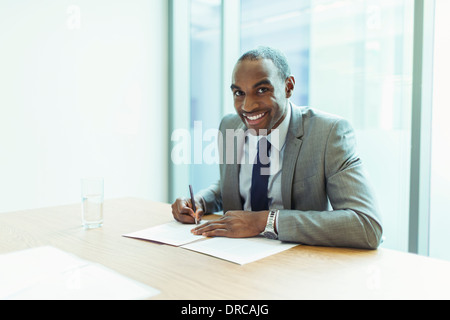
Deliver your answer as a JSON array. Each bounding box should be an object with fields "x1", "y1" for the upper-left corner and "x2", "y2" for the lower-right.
[{"x1": 262, "y1": 210, "x2": 278, "y2": 239}]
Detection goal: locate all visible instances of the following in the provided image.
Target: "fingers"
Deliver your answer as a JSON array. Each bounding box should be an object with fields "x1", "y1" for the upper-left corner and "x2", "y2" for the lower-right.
[
  {"x1": 191, "y1": 220, "x2": 228, "y2": 237},
  {"x1": 190, "y1": 211, "x2": 263, "y2": 238},
  {"x1": 200, "y1": 228, "x2": 228, "y2": 237},
  {"x1": 191, "y1": 217, "x2": 233, "y2": 237},
  {"x1": 171, "y1": 198, "x2": 204, "y2": 224},
  {"x1": 171, "y1": 198, "x2": 195, "y2": 224}
]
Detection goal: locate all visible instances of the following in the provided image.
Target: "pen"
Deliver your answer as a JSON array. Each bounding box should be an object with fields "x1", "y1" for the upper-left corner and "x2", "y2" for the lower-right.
[{"x1": 189, "y1": 184, "x2": 198, "y2": 225}]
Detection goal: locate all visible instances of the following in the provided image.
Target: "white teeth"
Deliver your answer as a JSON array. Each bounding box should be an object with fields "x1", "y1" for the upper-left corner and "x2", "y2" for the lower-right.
[{"x1": 246, "y1": 113, "x2": 265, "y2": 121}]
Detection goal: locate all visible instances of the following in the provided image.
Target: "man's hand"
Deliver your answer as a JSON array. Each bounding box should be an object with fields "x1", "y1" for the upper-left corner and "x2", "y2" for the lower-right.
[
  {"x1": 171, "y1": 197, "x2": 204, "y2": 224},
  {"x1": 190, "y1": 210, "x2": 269, "y2": 238}
]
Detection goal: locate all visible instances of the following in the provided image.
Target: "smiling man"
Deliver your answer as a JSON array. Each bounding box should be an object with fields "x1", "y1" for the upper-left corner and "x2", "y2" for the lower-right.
[{"x1": 171, "y1": 47, "x2": 383, "y2": 249}]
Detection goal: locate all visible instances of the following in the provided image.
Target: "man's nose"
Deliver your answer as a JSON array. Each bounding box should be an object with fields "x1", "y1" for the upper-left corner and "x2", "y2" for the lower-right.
[{"x1": 242, "y1": 97, "x2": 260, "y2": 113}]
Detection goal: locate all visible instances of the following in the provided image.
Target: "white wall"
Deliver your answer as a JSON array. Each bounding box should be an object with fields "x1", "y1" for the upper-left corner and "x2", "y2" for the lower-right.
[{"x1": 0, "y1": 0, "x2": 168, "y2": 213}]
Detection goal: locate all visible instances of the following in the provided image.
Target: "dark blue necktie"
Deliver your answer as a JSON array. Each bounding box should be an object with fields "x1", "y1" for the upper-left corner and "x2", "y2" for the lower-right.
[{"x1": 251, "y1": 138, "x2": 271, "y2": 211}]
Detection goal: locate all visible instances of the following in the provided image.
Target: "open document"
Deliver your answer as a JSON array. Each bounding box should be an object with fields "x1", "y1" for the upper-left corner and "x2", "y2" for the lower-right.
[
  {"x1": 181, "y1": 236, "x2": 298, "y2": 265},
  {"x1": 123, "y1": 221, "x2": 299, "y2": 265},
  {"x1": 123, "y1": 220, "x2": 205, "y2": 246}
]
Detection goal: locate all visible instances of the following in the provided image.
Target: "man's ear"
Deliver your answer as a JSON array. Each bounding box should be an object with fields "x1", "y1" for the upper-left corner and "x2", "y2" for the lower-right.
[{"x1": 285, "y1": 76, "x2": 295, "y2": 98}]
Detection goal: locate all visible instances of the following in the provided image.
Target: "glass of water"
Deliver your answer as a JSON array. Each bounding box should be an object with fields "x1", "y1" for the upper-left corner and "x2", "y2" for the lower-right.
[{"x1": 81, "y1": 177, "x2": 104, "y2": 229}]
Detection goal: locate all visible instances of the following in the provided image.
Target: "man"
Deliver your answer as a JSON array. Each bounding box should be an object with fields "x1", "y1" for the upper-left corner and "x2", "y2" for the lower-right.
[{"x1": 171, "y1": 47, "x2": 383, "y2": 249}]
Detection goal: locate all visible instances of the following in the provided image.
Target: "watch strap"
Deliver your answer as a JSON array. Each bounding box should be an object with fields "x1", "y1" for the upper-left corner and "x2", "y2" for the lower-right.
[{"x1": 263, "y1": 209, "x2": 278, "y2": 239}]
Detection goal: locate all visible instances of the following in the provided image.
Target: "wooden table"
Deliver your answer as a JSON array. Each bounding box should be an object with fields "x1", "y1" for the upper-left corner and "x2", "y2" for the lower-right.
[{"x1": 1, "y1": 197, "x2": 450, "y2": 300}]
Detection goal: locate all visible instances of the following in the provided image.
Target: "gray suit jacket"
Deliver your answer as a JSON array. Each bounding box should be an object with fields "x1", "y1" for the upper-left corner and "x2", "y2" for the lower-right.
[{"x1": 197, "y1": 104, "x2": 383, "y2": 249}]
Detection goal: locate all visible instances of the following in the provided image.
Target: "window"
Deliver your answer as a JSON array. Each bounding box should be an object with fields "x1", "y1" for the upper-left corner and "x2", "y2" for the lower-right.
[
  {"x1": 240, "y1": 0, "x2": 311, "y2": 106},
  {"x1": 239, "y1": 0, "x2": 414, "y2": 252},
  {"x1": 170, "y1": 0, "x2": 448, "y2": 258},
  {"x1": 429, "y1": 0, "x2": 450, "y2": 260},
  {"x1": 190, "y1": 0, "x2": 222, "y2": 193}
]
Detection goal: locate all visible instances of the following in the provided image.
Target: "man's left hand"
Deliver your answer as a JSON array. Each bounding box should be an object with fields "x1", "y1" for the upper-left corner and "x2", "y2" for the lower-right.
[{"x1": 191, "y1": 210, "x2": 269, "y2": 238}]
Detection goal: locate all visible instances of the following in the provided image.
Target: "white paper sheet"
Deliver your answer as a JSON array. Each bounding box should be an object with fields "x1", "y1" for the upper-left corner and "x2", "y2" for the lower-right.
[
  {"x1": 0, "y1": 246, "x2": 160, "y2": 300},
  {"x1": 122, "y1": 220, "x2": 204, "y2": 246},
  {"x1": 181, "y1": 236, "x2": 299, "y2": 265}
]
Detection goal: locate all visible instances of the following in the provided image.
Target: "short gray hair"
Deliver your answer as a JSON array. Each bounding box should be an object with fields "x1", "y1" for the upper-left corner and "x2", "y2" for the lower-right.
[{"x1": 237, "y1": 46, "x2": 291, "y2": 80}]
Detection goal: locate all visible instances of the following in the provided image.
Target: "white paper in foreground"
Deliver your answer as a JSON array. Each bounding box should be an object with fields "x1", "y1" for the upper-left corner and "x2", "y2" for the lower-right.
[
  {"x1": 0, "y1": 246, "x2": 160, "y2": 300},
  {"x1": 122, "y1": 221, "x2": 204, "y2": 246},
  {"x1": 181, "y1": 236, "x2": 299, "y2": 265}
]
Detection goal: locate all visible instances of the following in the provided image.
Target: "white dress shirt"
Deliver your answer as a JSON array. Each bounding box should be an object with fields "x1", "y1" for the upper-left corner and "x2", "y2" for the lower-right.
[{"x1": 239, "y1": 104, "x2": 291, "y2": 212}]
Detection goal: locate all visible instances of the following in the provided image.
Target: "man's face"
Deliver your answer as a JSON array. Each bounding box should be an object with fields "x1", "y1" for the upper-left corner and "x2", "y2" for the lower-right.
[{"x1": 231, "y1": 58, "x2": 294, "y2": 135}]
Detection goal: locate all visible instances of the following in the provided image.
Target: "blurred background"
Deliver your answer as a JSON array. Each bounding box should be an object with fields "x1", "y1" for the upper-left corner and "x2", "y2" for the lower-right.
[{"x1": 1, "y1": 0, "x2": 449, "y2": 261}]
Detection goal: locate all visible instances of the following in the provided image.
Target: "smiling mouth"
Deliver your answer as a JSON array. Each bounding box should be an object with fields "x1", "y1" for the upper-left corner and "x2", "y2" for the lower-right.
[{"x1": 244, "y1": 112, "x2": 266, "y2": 121}]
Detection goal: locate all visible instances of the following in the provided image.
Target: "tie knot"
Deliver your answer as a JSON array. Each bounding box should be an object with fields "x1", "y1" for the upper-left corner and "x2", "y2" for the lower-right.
[
  {"x1": 258, "y1": 137, "x2": 271, "y2": 150},
  {"x1": 257, "y1": 137, "x2": 271, "y2": 165}
]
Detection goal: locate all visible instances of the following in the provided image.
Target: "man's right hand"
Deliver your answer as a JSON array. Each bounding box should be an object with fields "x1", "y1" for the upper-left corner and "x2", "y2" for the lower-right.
[{"x1": 171, "y1": 197, "x2": 204, "y2": 224}]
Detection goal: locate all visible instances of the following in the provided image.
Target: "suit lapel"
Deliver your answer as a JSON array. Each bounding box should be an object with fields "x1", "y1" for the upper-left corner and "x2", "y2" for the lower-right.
[{"x1": 281, "y1": 104, "x2": 304, "y2": 209}]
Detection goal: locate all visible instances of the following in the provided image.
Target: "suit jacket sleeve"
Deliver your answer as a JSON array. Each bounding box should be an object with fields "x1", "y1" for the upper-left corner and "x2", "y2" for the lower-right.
[
  {"x1": 277, "y1": 118, "x2": 383, "y2": 249},
  {"x1": 196, "y1": 179, "x2": 223, "y2": 214}
]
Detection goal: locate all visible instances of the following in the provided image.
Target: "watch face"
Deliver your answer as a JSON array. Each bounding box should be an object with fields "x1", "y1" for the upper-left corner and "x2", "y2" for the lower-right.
[{"x1": 263, "y1": 231, "x2": 278, "y2": 240}]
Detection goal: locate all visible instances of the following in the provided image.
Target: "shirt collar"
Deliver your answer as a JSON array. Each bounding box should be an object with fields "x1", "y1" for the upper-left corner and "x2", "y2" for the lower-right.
[{"x1": 246, "y1": 102, "x2": 291, "y2": 151}]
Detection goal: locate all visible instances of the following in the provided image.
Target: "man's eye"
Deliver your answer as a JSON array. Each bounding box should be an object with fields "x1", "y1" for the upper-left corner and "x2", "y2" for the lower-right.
[
  {"x1": 234, "y1": 91, "x2": 245, "y2": 97},
  {"x1": 257, "y1": 87, "x2": 269, "y2": 94}
]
